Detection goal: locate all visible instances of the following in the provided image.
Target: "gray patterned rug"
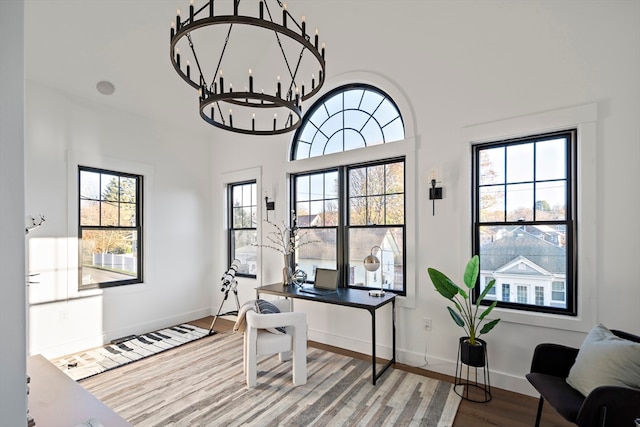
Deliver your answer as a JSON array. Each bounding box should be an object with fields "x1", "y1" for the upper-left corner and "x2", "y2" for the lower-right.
[{"x1": 80, "y1": 331, "x2": 461, "y2": 426}]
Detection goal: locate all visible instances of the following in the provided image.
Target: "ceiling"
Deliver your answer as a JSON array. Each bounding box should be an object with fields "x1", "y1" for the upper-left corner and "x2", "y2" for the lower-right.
[{"x1": 24, "y1": 0, "x2": 331, "y2": 138}]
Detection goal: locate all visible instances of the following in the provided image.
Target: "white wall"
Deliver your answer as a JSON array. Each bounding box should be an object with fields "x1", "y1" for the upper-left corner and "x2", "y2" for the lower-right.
[
  {"x1": 0, "y1": 1, "x2": 28, "y2": 425},
  {"x1": 211, "y1": 1, "x2": 640, "y2": 396},
  {"x1": 25, "y1": 82, "x2": 214, "y2": 358}
]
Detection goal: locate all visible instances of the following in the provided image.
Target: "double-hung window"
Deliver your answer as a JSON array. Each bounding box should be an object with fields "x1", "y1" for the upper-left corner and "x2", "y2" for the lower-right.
[
  {"x1": 472, "y1": 129, "x2": 577, "y2": 315},
  {"x1": 228, "y1": 181, "x2": 258, "y2": 277},
  {"x1": 79, "y1": 166, "x2": 142, "y2": 288},
  {"x1": 292, "y1": 158, "x2": 406, "y2": 295}
]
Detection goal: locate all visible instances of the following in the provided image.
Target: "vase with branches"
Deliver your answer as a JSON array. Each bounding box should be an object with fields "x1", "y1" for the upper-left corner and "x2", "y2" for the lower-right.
[{"x1": 257, "y1": 210, "x2": 319, "y2": 285}]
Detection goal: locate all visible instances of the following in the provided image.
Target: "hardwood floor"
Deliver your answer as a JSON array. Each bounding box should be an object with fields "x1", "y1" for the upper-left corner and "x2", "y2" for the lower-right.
[{"x1": 194, "y1": 316, "x2": 573, "y2": 427}]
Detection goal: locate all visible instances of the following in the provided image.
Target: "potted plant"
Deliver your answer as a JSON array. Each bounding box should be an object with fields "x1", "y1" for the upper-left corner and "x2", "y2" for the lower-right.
[{"x1": 428, "y1": 255, "x2": 500, "y2": 367}]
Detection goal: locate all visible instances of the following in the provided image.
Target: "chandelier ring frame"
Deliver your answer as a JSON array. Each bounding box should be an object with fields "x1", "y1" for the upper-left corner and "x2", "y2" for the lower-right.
[
  {"x1": 199, "y1": 91, "x2": 302, "y2": 136},
  {"x1": 170, "y1": 14, "x2": 326, "y2": 103}
]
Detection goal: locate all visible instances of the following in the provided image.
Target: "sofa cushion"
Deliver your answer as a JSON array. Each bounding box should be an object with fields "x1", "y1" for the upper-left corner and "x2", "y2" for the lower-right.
[{"x1": 566, "y1": 323, "x2": 640, "y2": 396}]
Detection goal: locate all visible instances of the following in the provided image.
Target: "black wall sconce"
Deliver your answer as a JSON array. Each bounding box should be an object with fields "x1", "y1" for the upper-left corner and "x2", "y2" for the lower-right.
[
  {"x1": 429, "y1": 179, "x2": 443, "y2": 215},
  {"x1": 265, "y1": 196, "x2": 275, "y2": 221}
]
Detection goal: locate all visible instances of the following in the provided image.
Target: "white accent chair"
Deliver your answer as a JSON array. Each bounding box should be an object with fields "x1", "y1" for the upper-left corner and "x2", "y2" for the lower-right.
[{"x1": 243, "y1": 299, "x2": 307, "y2": 387}]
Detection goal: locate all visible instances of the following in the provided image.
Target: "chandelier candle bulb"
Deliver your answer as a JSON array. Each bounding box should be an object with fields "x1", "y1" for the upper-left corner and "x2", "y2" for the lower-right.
[
  {"x1": 234, "y1": 0, "x2": 238, "y2": 15},
  {"x1": 252, "y1": 113, "x2": 255, "y2": 131},
  {"x1": 209, "y1": 0, "x2": 214, "y2": 17},
  {"x1": 259, "y1": 1, "x2": 264, "y2": 19},
  {"x1": 249, "y1": 69, "x2": 253, "y2": 92},
  {"x1": 229, "y1": 83, "x2": 233, "y2": 92},
  {"x1": 189, "y1": 0, "x2": 194, "y2": 22},
  {"x1": 315, "y1": 29, "x2": 319, "y2": 49},
  {"x1": 170, "y1": 22, "x2": 175, "y2": 40},
  {"x1": 312, "y1": 73, "x2": 315, "y2": 89},
  {"x1": 273, "y1": 113, "x2": 277, "y2": 131},
  {"x1": 186, "y1": 61, "x2": 190, "y2": 79},
  {"x1": 176, "y1": 49, "x2": 181, "y2": 69},
  {"x1": 229, "y1": 109, "x2": 233, "y2": 127},
  {"x1": 277, "y1": 76, "x2": 281, "y2": 97},
  {"x1": 322, "y1": 43, "x2": 325, "y2": 60},
  {"x1": 219, "y1": 70, "x2": 224, "y2": 93},
  {"x1": 283, "y1": 3, "x2": 287, "y2": 27},
  {"x1": 301, "y1": 16, "x2": 306, "y2": 35},
  {"x1": 176, "y1": 8, "x2": 181, "y2": 29}
]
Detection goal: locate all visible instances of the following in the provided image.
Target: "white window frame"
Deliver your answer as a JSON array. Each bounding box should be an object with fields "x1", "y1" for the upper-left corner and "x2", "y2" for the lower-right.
[
  {"x1": 60, "y1": 150, "x2": 155, "y2": 301},
  {"x1": 285, "y1": 72, "x2": 417, "y2": 309},
  {"x1": 535, "y1": 286, "x2": 545, "y2": 306},
  {"x1": 460, "y1": 103, "x2": 598, "y2": 333},
  {"x1": 516, "y1": 284, "x2": 528, "y2": 304},
  {"x1": 219, "y1": 167, "x2": 263, "y2": 286}
]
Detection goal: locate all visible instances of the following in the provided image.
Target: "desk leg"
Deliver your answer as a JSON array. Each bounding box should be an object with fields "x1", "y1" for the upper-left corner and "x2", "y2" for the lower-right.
[
  {"x1": 392, "y1": 299, "x2": 396, "y2": 364},
  {"x1": 370, "y1": 301, "x2": 396, "y2": 385},
  {"x1": 371, "y1": 309, "x2": 377, "y2": 385}
]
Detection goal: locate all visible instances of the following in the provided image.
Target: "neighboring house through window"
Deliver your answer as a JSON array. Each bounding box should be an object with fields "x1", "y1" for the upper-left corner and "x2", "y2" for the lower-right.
[
  {"x1": 502, "y1": 283, "x2": 511, "y2": 302},
  {"x1": 473, "y1": 129, "x2": 577, "y2": 315},
  {"x1": 79, "y1": 166, "x2": 142, "y2": 288},
  {"x1": 291, "y1": 84, "x2": 407, "y2": 295},
  {"x1": 483, "y1": 276, "x2": 496, "y2": 299},
  {"x1": 228, "y1": 181, "x2": 257, "y2": 277}
]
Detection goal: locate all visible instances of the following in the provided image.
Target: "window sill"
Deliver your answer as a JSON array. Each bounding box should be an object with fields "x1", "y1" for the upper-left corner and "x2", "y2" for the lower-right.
[{"x1": 492, "y1": 305, "x2": 594, "y2": 333}]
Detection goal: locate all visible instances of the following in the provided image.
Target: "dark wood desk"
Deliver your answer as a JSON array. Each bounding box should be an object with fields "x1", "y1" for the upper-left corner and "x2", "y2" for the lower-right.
[{"x1": 256, "y1": 283, "x2": 396, "y2": 385}]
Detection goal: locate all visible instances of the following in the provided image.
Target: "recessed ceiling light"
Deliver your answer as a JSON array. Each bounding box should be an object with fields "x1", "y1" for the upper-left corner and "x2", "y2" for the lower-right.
[{"x1": 96, "y1": 80, "x2": 115, "y2": 95}]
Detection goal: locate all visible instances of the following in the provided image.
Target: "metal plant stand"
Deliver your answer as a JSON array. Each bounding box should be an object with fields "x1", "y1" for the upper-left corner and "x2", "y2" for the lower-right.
[{"x1": 453, "y1": 337, "x2": 492, "y2": 403}]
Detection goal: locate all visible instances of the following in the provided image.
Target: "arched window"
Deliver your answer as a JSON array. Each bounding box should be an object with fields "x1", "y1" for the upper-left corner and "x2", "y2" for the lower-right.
[
  {"x1": 289, "y1": 84, "x2": 407, "y2": 295},
  {"x1": 291, "y1": 84, "x2": 405, "y2": 160}
]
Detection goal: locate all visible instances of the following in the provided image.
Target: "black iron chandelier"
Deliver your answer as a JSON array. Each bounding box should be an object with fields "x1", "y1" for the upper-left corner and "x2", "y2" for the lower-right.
[{"x1": 169, "y1": 0, "x2": 327, "y2": 135}]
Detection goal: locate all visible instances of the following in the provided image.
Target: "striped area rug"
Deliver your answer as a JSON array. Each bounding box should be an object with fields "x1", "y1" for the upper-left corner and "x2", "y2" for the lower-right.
[
  {"x1": 80, "y1": 331, "x2": 461, "y2": 426},
  {"x1": 52, "y1": 324, "x2": 210, "y2": 381}
]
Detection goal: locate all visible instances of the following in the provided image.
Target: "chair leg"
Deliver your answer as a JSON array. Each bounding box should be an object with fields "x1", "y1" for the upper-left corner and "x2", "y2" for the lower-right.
[
  {"x1": 598, "y1": 406, "x2": 607, "y2": 427},
  {"x1": 535, "y1": 396, "x2": 544, "y2": 427}
]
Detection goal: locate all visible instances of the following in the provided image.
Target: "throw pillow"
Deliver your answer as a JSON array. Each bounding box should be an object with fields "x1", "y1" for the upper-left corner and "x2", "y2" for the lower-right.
[
  {"x1": 255, "y1": 299, "x2": 286, "y2": 334},
  {"x1": 566, "y1": 323, "x2": 640, "y2": 396},
  {"x1": 233, "y1": 300, "x2": 257, "y2": 333}
]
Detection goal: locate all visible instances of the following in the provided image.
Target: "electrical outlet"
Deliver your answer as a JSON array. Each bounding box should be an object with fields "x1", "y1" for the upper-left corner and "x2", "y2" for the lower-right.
[{"x1": 424, "y1": 317, "x2": 432, "y2": 331}]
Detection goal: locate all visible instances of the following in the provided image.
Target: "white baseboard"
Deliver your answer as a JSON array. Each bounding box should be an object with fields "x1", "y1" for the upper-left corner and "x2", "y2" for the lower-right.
[
  {"x1": 34, "y1": 307, "x2": 212, "y2": 359},
  {"x1": 308, "y1": 327, "x2": 538, "y2": 397},
  {"x1": 102, "y1": 308, "x2": 212, "y2": 343}
]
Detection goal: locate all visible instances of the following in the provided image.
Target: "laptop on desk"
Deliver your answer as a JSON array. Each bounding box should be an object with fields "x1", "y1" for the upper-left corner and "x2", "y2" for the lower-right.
[{"x1": 300, "y1": 268, "x2": 338, "y2": 295}]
